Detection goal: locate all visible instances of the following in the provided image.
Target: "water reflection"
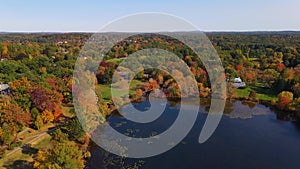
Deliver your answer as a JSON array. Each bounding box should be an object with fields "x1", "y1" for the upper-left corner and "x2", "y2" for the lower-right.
[{"x1": 88, "y1": 99, "x2": 300, "y2": 169}]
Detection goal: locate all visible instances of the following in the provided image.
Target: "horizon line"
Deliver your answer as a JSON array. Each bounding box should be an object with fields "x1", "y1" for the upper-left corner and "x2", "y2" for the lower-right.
[{"x1": 1, "y1": 29, "x2": 300, "y2": 34}]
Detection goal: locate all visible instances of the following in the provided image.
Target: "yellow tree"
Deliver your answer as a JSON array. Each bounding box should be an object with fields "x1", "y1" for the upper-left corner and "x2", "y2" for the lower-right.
[{"x1": 41, "y1": 110, "x2": 54, "y2": 124}]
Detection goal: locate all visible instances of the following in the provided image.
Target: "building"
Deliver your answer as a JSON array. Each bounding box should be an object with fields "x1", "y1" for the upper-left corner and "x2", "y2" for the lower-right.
[
  {"x1": 234, "y1": 77, "x2": 242, "y2": 83},
  {"x1": 0, "y1": 84, "x2": 10, "y2": 95},
  {"x1": 232, "y1": 77, "x2": 246, "y2": 88}
]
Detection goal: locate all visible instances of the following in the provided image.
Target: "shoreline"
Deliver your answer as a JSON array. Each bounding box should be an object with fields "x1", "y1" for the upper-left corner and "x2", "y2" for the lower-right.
[
  {"x1": 106, "y1": 94, "x2": 300, "y2": 120},
  {"x1": 227, "y1": 97, "x2": 300, "y2": 119}
]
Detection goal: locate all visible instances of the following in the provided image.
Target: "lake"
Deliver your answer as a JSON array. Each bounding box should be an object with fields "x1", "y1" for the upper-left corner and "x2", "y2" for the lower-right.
[{"x1": 87, "y1": 99, "x2": 300, "y2": 169}]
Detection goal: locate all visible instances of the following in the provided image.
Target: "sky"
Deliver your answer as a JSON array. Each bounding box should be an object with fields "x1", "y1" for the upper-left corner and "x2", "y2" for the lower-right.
[{"x1": 1, "y1": 0, "x2": 300, "y2": 32}]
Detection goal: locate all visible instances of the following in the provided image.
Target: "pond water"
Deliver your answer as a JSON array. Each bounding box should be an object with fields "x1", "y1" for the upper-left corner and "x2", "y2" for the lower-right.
[{"x1": 87, "y1": 99, "x2": 300, "y2": 169}]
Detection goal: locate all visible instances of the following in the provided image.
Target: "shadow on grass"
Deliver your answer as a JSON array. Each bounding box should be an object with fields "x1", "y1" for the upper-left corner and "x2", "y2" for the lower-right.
[
  {"x1": 3, "y1": 160, "x2": 33, "y2": 169},
  {"x1": 21, "y1": 145, "x2": 38, "y2": 156},
  {"x1": 251, "y1": 86, "x2": 277, "y2": 96}
]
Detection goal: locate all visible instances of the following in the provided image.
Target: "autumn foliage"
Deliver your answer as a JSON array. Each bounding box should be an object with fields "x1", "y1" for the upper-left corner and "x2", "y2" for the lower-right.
[
  {"x1": 30, "y1": 86, "x2": 63, "y2": 112},
  {"x1": 277, "y1": 91, "x2": 293, "y2": 110}
]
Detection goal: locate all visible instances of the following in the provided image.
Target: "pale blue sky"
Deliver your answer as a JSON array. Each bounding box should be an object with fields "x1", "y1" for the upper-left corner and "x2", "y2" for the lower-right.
[{"x1": 1, "y1": 0, "x2": 299, "y2": 32}]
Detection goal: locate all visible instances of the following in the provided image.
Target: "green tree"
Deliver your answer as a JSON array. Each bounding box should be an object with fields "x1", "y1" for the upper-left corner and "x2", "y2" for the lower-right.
[
  {"x1": 51, "y1": 129, "x2": 69, "y2": 143},
  {"x1": 34, "y1": 115, "x2": 43, "y2": 130},
  {"x1": 34, "y1": 141, "x2": 85, "y2": 169},
  {"x1": 62, "y1": 118, "x2": 85, "y2": 141},
  {"x1": 262, "y1": 69, "x2": 280, "y2": 87}
]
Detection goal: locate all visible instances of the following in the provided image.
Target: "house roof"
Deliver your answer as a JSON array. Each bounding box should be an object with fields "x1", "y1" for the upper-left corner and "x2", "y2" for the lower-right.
[
  {"x1": 234, "y1": 77, "x2": 242, "y2": 83},
  {"x1": 0, "y1": 84, "x2": 9, "y2": 91}
]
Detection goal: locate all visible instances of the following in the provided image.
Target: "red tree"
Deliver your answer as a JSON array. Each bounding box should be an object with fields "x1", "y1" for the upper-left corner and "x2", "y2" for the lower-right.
[
  {"x1": 277, "y1": 96, "x2": 292, "y2": 111},
  {"x1": 277, "y1": 63, "x2": 285, "y2": 72},
  {"x1": 236, "y1": 65, "x2": 243, "y2": 71},
  {"x1": 30, "y1": 86, "x2": 63, "y2": 112}
]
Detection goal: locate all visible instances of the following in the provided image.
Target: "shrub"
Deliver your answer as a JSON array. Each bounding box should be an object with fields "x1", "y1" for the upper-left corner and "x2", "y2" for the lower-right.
[
  {"x1": 249, "y1": 91, "x2": 257, "y2": 101},
  {"x1": 271, "y1": 99, "x2": 277, "y2": 105}
]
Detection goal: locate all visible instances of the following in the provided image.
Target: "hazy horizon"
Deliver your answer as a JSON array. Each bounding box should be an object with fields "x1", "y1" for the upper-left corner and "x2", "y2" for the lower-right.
[{"x1": 1, "y1": 30, "x2": 300, "y2": 33}]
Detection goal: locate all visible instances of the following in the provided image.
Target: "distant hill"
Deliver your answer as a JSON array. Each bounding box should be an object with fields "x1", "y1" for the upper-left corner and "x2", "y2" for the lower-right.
[
  {"x1": 0, "y1": 31, "x2": 300, "y2": 35},
  {"x1": 205, "y1": 31, "x2": 300, "y2": 35}
]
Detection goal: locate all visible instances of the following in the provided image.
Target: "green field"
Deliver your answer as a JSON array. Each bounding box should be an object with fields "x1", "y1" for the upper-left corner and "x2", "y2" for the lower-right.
[
  {"x1": 235, "y1": 86, "x2": 277, "y2": 101},
  {"x1": 98, "y1": 80, "x2": 143, "y2": 102}
]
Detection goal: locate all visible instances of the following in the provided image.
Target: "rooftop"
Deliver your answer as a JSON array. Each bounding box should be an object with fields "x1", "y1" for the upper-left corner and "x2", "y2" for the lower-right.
[{"x1": 0, "y1": 84, "x2": 9, "y2": 91}]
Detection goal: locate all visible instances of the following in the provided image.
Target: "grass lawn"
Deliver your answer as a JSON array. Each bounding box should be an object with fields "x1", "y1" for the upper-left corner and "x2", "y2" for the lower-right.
[
  {"x1": 98, "y1": 79, "x2": 143, "y2": 102},
  {"x1": 235, "y1": 86, "x2": 277, "y2": 101},
  {"x1": 0, "y1": 134, "x2": 51, "y2": 169},
  {"x1": 0, "y1": 149, "x2": 33, "y2": 168},
  {"x1": 61, "y1": 106, "x2": 74, "y2": 118}
]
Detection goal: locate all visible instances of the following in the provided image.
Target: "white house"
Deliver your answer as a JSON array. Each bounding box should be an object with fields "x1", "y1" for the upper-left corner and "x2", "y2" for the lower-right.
[
  {"x1": 234, "y1": 77, "x2": 243, "y2": 83},
  {"x1": 0, "y1": 84, "x2": 10, "y2": 95},
  {"x1": 232, "y1": 77, "x2": 246, "y2": 88}
]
